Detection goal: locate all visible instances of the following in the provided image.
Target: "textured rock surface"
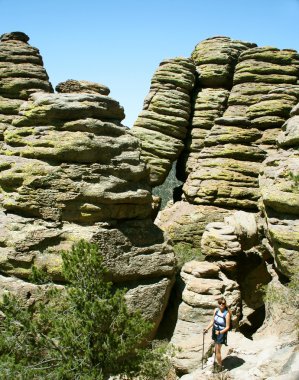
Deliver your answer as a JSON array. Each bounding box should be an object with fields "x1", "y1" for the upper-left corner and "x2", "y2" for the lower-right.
[
  {"x1": 1, "y1": 31, "x2": 299, "y2": 378},
  {"x1": 179, "y1": 37, "x2": 255, "y2": 182},
  {"x1": 0, "y1": 32, "x2": 176, "y2": 332},
  {"x1": 171, "y1": 260, "x2": 241, "y2": 374},
  {"x1": 182, "y1": 46, "x2": 299, "y2": 210},
  {"x1": 259, "y1": 102, "x2": 299, "y2": 277},
  {"x1": 155, "y1": 202, "x2": 231, "y2": 247},
  {"x1": 0, "y1": 32, "x2": 53, "y2": 156},
  {"x1": 166, "y1": 209, "x2": 271, "y2": 374},
  {"x1": 177, "y1": 88, "x2": 230, "y2": 180},
  {"x1": 0, "y1": 32, "x2": 53, "y2": 99},
  {"x1": 0, "y1": 91, "x2": 152, "y2": 223},
  {"x1": 56, "y1": 79, "x2": 110, "y2": 95},
  {"x1": 131, "y1": 57, "x2": 196, "y2": 186},
  {"x1": 180, "y1": 265, "x2": 299, "y2": 379},
  {"x1": 191, "y1": 37, "x2": 256, "y2": 88},
  {"x1": 180, "y1": 331, "x2": 299, "y2": 380},
  {"x1": 134, "y1": 35, "x2": 299, "y2": 378}
]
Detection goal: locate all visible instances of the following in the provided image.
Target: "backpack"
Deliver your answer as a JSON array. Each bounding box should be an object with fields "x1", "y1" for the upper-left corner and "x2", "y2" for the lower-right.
[{"x1": 215, "y1": 308, "x2": 233, "y2": 331}]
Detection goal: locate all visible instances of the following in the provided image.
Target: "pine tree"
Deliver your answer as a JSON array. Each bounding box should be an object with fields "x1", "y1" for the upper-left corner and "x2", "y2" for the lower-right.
[{"x1": 0, "y1": 241, "x2": 172, "y2": 379}]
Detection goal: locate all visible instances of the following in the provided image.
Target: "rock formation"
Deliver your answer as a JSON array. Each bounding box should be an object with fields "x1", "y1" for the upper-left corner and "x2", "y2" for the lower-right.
[
  {"x1": 260, "y1": 102, "x2": 299, "y2": 277},
  {"x1": 183, "y1": 43, "x2": 299, "y2": 211},
  {"x1": 150, "y1": 37, "x2": 299, "y2": 377},
  {"x1": 0, "y1": 32, "x2": 176, "y2": 333},
  {"x1": 1, "y1": 30, "x2": 299, "y2": 379},
  {"x1": 131, "y1": 57, "x2": 196, "y2": 186}
]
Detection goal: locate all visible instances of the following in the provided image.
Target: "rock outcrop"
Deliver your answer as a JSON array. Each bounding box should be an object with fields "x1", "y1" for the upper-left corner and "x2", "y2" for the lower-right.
[
  {"x1": 144, "y1": 36, "x2": 299, "y2": 377},
  {"x1": 55, "y1": 79, "x2": 110, "y2": 95},
  {"x1": 183, "y1": 44, "x2": 299, "y2": 210},
  {"x1": 131, "y1": 57, "x2": 196, "y2": 186},
  {"x1": 0, "y1": 32, "x2": 53, "y2": 100},
  {"x1": 259, "y1": 102, "x2": 299, "y2": 277},
  {"x1": 0, "y1": 32, "x2": 176, "y2": 333},
  {"x1": 179, "y1": 37, "x2": 256, "y2": 180},
  {"x1": 171, "y1": 259, "x2": 240, "y2": 374},
  {"x1": 1, "y1": 30, "x2": 299, "y2": 379},
  {"x1": 0, "y1": 31, "x2": 53, "y2": 149}
]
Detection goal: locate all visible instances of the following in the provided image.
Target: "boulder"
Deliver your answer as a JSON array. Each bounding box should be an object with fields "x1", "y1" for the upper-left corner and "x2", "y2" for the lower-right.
[
  {"x1": 278, "y1": 115, "x2": 299, "y2": 147},
  {"x1": 0, "y1": 32, "x2": 53, "y2": 99},
  {"x1": 55, "y1": 79, "x2": 110, "y2": 95},
  {"x1": 155, "y1": 202, "x2": 231, "y2": 247},
  {"x1": 201, "y1": 222, "x2": 242, "y2": 258},
  {"x1": 224, "y1": 211, "x2": 259, "y2": 249},
  {"x1": 191, "y1": 36, "x2": 256, "y2": 88}
]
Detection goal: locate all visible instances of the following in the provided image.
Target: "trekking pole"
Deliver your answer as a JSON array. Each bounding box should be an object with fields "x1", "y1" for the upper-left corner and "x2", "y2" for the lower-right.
[{"x1": 202, "y1": 330, "x2": 205, "y2": 370}]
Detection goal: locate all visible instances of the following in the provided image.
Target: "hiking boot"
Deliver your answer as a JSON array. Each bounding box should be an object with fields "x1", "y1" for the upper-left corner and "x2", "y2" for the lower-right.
[{"x1": 213, "y1": 363, "x2": 224, "y2": 373}]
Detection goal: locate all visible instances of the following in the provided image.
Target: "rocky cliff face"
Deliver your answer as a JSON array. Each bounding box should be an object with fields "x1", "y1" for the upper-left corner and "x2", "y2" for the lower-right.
[
  {"x1": 260, "y1": 102, "x2": 299, "y2": 277},
  {"x1": 0, "y1": 32, "x2": 176, "y2": 333},
  {"x1": 131, "y1": 57, "x2": 196, "y2": 186},
  {"x1": 136, "y1": 37, "x2": 299, "y2": 376},
  {"x1": 1, "y1": 30, "x2": 298, "y2": 378}
]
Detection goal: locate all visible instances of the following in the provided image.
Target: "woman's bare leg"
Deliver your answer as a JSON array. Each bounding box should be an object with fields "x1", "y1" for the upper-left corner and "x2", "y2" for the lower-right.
[{"x1": 215, "y1": 343, "x2": 222, "y2": 366}]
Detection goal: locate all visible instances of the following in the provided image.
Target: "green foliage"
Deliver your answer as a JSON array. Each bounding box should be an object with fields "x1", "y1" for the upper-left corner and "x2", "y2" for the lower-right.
[
  {"x1": 173, "y1": 242, "x2": 204, "y2": 269},
  {"x1": 153, "y1": 162, "x2": 182, "y2": 210},
  {"x1": 288, "y1": 172, "x2": 299, "y2": 193},
  {"x1": 208, "y1": 371, "x2": 232, "y2": 379},
  {"x1": 261, "y1": 269, "x2": 299, "y2": 308},
  {"x1": 137, "y1": 340, "x2": 176, "y2": 380},
  {"x1": 259, "y1": 268, "x2": 299, "y2": 336},
  {"x1": 0, "y1": 241, "x2": 173, "y2": 379},
  {"x1": 29, "y1": 265, "x2": 52, "y2": 285}
]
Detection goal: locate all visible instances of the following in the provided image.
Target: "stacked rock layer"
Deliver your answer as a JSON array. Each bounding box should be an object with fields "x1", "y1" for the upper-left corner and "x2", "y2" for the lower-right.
[
  {"x1": 259, "y1": 102, "x2": 299, "y2": 277},
  {"x1": 0, "y1": 32, "x2": 176, "y2": 332},
  {"x1": 1, "y1": 31, "x2": 299, "y2": 375},
  {"x1": 178, "y1": 36, "x2": 256, "y2": 180},
  {"x1": 171, "y1": 259, "x2": 241, "y2": 374},
  {"x1": 153, "y1": 38, "x2": 299, "y2": 257},
  {"x1": 183, "y1": 42, "x2": 299, "y2": 210},
  {"x1": 131, "y1": 57, "x2": 196, "y2": 186},
  {"x1": 148, "y1": 37, "x2": 299, "y2": 374},
  {"x1": 0, "y1": 32, "x2": 53, "y2": 149}
]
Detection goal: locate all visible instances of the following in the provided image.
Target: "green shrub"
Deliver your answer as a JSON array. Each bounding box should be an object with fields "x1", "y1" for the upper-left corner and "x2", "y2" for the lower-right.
[
  {"x1": 259, "y1": 268, "x2": 299, "y2": 337},
  {"x1": 289, "y1": 172, "x2": 299, "y2": 193},
  {"x1": 261, "y1": 269, "x2": 299, "y2": 308},
  {"x1": 173, "y1": 242, "x2": 204, "y2": 269},
  {"x1": 29, "y1": 265, "x2": 52, "y2": 285},
  {"x1": 152, "y1": 162, "x2": 182, "y2": 210},
  {"x1": 0, "y1": 241, "x2": 173, "y2": 379}
]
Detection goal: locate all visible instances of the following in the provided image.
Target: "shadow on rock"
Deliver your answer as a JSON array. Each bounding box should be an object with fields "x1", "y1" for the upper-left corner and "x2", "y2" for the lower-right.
[{"x1": 223, "y1": 355, "x2": 245, "y2": 370}]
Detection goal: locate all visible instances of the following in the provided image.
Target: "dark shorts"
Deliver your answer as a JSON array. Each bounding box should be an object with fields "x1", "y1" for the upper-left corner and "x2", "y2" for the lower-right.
[{"x1": 212, "y1": 328, "x2": 227, "y2": 345}]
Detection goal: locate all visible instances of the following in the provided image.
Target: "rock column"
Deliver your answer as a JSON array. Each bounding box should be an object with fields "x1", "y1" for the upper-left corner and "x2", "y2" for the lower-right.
[
  {"x1": 0, "y1": 33, "x2": 177, "y2": 334},
  {"x1": 131, "y1": 57, "x2": 195, "y2": 186},
  {"x1": 259, "y1": 102, "x2": 299, "y2": 277},
  {"x1": 0, "y1": 32, "x2": 53, "y2": 147},
  {"x1": 183, "y1": 45, "x2": 299, "y2": 210}
]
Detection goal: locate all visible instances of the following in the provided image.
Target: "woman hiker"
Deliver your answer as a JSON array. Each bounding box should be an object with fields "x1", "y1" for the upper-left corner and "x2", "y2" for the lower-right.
[{"x1": 204, "y1": 297, "x2": 231, "y2": 371}]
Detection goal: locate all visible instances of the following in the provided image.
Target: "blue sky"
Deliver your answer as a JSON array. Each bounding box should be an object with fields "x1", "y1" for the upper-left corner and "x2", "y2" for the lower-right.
[{"x1": 1, "y1": 0, "x2": 299, "y2": 127}]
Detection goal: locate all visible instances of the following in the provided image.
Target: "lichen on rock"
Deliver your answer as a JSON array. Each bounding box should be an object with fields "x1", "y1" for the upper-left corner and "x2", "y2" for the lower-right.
[
  {"x1": 131, "y1": 57, "x2": 196, "y2": 186},
  {"x1": 0, "y1": 32, "x2": 176, "y2": 333}
]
